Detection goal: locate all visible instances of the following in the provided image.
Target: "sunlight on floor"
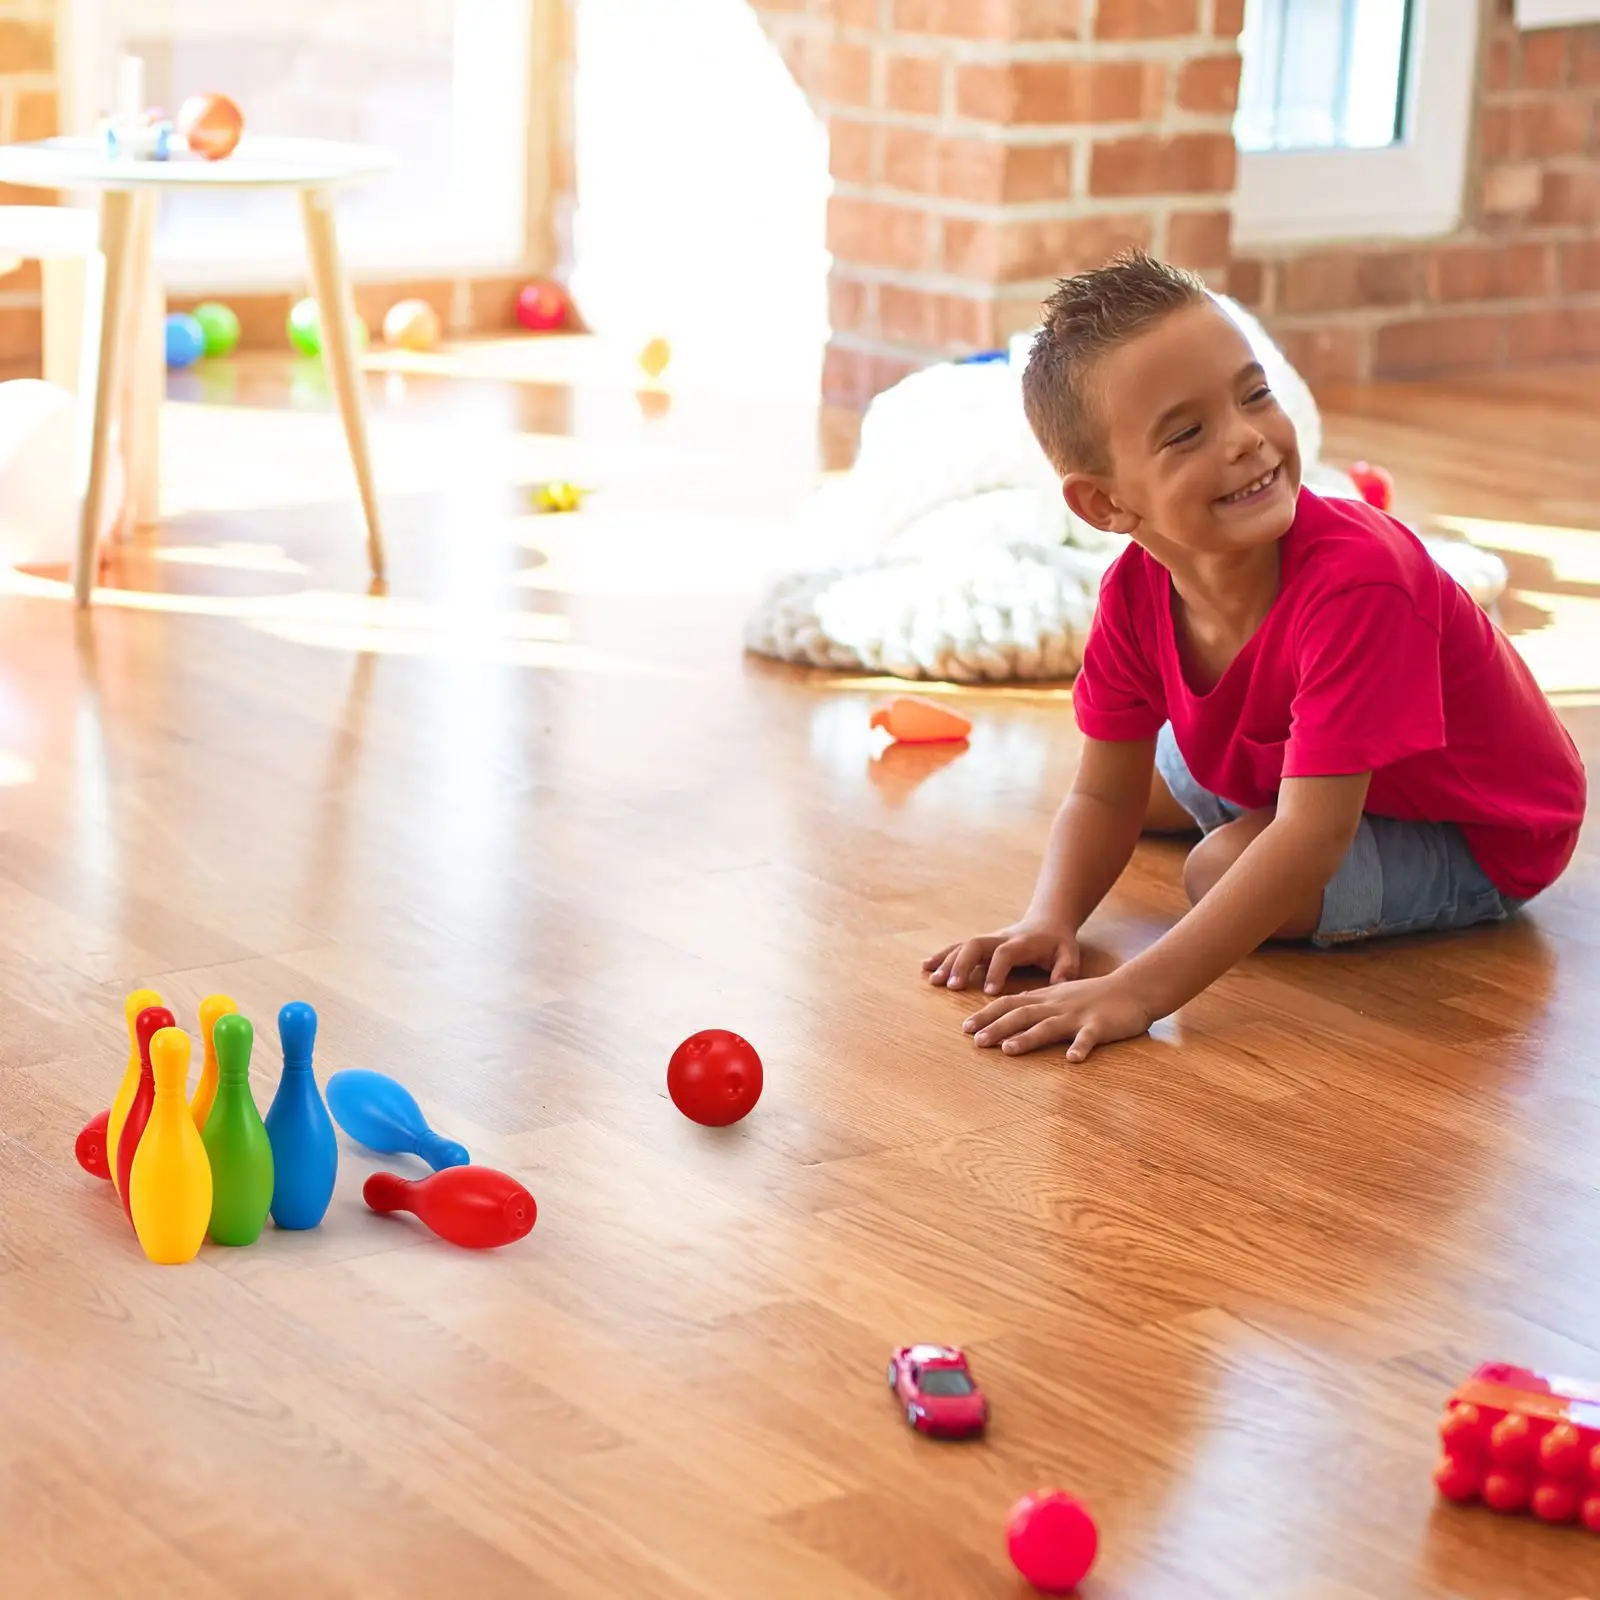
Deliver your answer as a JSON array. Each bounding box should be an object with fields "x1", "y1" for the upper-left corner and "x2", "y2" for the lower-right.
[{"x1": 0, "y1": 751, "x2": 36, "y2": 786}]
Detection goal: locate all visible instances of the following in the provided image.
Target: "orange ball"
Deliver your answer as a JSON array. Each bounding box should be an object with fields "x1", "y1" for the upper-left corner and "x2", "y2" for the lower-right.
[
  {"x1": 178, "y1": 94, "x2": 244, "y2": 161},
  {"x1": 382, "y1": 298, "x2": 441, "y2": 352}
]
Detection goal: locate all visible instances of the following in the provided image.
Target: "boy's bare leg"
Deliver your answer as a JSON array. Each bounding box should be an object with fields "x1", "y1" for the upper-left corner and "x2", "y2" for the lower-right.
[
  {"x1": 1182, "y1": 810, "x2": 1322, "y2": 940},
  {"x1": 1144, "y1": 767, "x2": 1200, "y2": 834}
]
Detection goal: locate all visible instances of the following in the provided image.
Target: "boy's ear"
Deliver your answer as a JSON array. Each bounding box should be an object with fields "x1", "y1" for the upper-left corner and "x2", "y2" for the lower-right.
[{"x1": 1064, "y1": 473, "x2": 1137, "y2": 535}]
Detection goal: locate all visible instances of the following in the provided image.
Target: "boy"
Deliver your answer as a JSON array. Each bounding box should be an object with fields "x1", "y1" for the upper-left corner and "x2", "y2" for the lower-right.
[{"x1": 923, "y1": 252, "x2": 1586, "y2": 1063}]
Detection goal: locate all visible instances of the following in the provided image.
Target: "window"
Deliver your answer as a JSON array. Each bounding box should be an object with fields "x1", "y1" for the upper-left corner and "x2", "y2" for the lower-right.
[
  {"x1": 1232, "y1": 0, "x2": 1479, "y2": 246},
  {"x1": 63, "y1": 0, "x2": 533, "y2": 288}
]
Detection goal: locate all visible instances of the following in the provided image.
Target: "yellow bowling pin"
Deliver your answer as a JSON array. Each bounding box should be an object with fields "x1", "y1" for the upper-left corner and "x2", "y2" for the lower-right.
[
  {"x1": 190, "y1": 994, "x2": 238, "y2": 1132},
  {"x1": 107, "y1": 987, "x2": 162, "y2": 1200},
  {"x1": 130, "y1": 1028, "x2": 213, "y2": 1265}
]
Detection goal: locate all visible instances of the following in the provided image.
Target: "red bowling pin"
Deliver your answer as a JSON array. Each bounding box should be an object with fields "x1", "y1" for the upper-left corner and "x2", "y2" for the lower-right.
[
  {"x1": 362, "y1": 1166, "x2": 535, "y2": 1250},
  {"x1": 117, "y1": 1006, "x2": 176, "y2": 1224},
  {"x1": 76, "y1": 1110, "x2": 112, "y2": 1180}
]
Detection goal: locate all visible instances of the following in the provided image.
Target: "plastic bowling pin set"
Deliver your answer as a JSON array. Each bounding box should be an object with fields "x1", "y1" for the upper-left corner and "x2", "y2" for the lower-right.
[{"x1": 76, "y1": 988, "x2": 536, "y2": 1264}]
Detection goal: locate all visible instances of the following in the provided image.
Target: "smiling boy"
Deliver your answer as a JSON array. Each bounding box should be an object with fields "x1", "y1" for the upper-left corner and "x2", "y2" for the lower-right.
[{"x1": 923, "y1": 252, "x2": 1586, "y2": 1062}]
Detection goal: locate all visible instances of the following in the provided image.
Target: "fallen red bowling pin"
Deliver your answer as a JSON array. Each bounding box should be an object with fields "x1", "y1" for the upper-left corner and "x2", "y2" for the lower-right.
[
  {"x1": 76, "y1": 1110, "x2": 112, "y2": 1180},
  {"x1": 362, "y1": 1166, "x2": 535, "y2": 1249}
]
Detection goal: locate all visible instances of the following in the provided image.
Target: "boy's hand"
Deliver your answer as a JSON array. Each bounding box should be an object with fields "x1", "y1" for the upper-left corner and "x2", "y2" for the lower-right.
[
  {"x1": 962, "y1": 974, "x2": 1152, "y2": 1062},
  {"x1": 923, "y1": 921, "x2": 1081, "y2": 994}
]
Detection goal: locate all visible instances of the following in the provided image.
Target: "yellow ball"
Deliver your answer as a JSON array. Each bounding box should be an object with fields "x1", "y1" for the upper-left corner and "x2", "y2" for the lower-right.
[
  {"x1": 532, "y1": 480, "x2": 586, "y2": 513},
  {"x1": 382, "y1": 298, "x2": 442, "y2": 352},
  {"x1": 638, "y1": 336, "x2": 672, "y2": 379}
]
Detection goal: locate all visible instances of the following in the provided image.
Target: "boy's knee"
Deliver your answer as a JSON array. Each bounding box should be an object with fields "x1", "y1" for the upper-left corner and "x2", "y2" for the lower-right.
[{"x1": 1182, "y1": 813, "x2": 1273, "y2": 906}]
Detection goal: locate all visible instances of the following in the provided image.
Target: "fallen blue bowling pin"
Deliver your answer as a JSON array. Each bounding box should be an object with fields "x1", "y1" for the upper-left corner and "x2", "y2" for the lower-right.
[
  {"x1": 326, "y1": 1069, "x2": 469, "y2": 1171},
  {"x1": 264, "y1": 1001, "x2": 338, "y2": 1230}
]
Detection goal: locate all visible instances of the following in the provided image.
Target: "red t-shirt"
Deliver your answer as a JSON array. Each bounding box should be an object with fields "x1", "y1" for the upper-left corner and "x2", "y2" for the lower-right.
[{"x1": 1072, "y1": 488, "x2": 1586, "y2": 899}]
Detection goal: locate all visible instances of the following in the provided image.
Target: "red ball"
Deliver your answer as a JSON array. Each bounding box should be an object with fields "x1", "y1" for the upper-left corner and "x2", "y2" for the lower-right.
[
  {"x1": 515, "y1": 279, "x2": 570, "y2": 333},
  {"x1": 667, "y1": 1030, "x2": 763, "y2": 1127},
  {"x1": 1348, "y1": 460, "x2": 1395, "y2": 513},
  {"x1": 1006, "y1": 1490, "x2": 1098, "y2": 1594}
]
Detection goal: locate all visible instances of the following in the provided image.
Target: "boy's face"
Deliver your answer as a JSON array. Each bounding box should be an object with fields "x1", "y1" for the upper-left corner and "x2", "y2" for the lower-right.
[{"x1": 1063, "y1": 301, "x2": 1301, "y2": 555}]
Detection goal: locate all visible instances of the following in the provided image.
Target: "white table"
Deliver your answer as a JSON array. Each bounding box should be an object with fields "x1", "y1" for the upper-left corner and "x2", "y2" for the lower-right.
[{"x1": 0, "y1": 136, "x2": 393, "y2": 605}]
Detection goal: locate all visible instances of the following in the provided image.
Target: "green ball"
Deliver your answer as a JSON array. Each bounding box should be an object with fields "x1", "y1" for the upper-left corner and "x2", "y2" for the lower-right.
[
  {"x1": 287, "y1": 297, "x2": 369, "y2": 359},
  {"x1": 191, "y1": 301, "x2": 239, "y2": 359}
]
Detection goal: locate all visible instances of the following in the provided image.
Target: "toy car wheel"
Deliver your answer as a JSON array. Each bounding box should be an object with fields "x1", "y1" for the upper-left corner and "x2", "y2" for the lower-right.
[
  {"x1": 887, "y1": 1361, "x2": 898, "y2": 1389},
  {"x1": 906, "y1": 1403, "x2": 921, "y2": 1430}
]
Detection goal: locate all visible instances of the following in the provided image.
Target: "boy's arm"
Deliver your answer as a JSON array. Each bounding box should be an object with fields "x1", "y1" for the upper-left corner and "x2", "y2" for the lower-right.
[
  {"x1": 1025, "y1": 735, "x2": 1158, "y2": 929},
  {"x1": 966, "y1": 772, "x2": 1370, "y2": 1059}
]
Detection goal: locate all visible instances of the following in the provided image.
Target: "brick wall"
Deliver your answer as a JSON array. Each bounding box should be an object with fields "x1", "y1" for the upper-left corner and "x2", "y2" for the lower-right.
[
  {"x1": 0, "y1": 0, "x2": 58, "y2": 367},
  {"x1": 1232, "y1": 0, "x2": 1600, "y2": 386},
  {"x1": 754, "y1": 0, "x2": 1246, "y2": 406}
]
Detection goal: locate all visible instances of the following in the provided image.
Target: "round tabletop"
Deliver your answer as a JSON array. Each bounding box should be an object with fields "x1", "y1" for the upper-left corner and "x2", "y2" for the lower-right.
[{"x1": 0, "y1": 135, "x2": 394, "y2": 192}]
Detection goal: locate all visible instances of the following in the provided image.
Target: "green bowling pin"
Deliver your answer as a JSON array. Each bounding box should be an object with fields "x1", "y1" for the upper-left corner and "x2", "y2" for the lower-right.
[{"x1": 200, "y1": 1013, "x2": 275, "y2": 1246}]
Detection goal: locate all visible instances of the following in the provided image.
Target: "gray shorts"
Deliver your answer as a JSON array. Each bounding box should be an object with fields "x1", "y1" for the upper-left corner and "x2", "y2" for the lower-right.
[{"x1": 1155, "y1": 724, "x2": 1522, "y2": 949}]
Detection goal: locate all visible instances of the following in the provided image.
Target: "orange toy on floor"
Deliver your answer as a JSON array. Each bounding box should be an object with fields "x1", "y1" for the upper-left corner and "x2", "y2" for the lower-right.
[{"x1": 870, "y1": 696, "x2": 972, "y2": 745}]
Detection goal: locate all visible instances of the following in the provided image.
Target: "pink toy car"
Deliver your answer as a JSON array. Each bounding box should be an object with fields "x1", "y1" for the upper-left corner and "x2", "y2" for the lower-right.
[{"x1": 888, "y1": 1344, "x2": 987, "y2": 1438}]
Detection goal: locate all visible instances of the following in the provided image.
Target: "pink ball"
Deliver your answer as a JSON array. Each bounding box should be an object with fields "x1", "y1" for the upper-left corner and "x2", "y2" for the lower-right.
[
  {"x1": 515, "y1": 279, "x2": 570, "y2": 333},
  {"x1": 1006, "y1": 1490, "x2": 1098, "y2": 1594}
]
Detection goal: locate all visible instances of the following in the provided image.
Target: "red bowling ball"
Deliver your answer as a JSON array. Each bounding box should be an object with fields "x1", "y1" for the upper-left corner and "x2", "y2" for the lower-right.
[{"x1": 667, "y1": 1030, "x2": 763, "y2": 1127}]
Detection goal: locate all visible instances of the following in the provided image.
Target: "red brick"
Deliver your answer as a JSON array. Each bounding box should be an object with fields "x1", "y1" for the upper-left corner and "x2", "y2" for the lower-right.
[
  {"x1": 1225, "y1": 256, "x2": 1265, "y2": 309},
  {"x1": 935, "y1": 136, "x2": 1007, "y2": 202},
  {"x1": 1477, "y1": 106, "x2": 1511, "y2": 164},
  {"x1": 823, "y1": 343, "x2": 878, "y2": 408},
  {"x1": 1094, "y1": 0, "x2": 1198, "y2": 39},
  {"x1": 829, "y1": 118, "x2": 878, "y2": 184},
  {"x1": 1089, "y1": 132, "x2": 1235, "y2": 196},
  {"x1": 997, "y1": 142, "x2": 1077, "y2": 201},
  {"x1": 1573, "y1": 31, "x2": 1600, "y2": 86},
  {"x1": 878, "y1": 284, "x2": 997, "y2": 348},
  {"x1": 818, "y1": 0, "x2": 881, "y2": 23},
  {"x1": 1507, "y1": 306, "x2": 1600, "y2": 363},
  {"x1": 881, "y1": 126, "x2": 938, "y2": 192},
  {"x1": 0, "y1": 19, "x2": 52, "y2": 72},
  {"x1": 1486, "y1": 35, "x2": 1513, "y2": 92},
  {"x1": 1559, "y1": 238, "x2": 1600, "y2": 292},
  {"x1": 1429, "y1": 242, "x2": 1551, "y2": 303},
  {"x1": 893, "y1": 0, "x2": 1082, "y2": 35},
  {"x1": 1479, "y1": 161, "x2": 1541, "y2": 218},
  {"x1": 1504, "y1": 97, "x2": 1591, "y2": 158},
  {"x1": 942, "y1": 211, "x2": 1152, "y2": 281},
  {"x1": 1373, "y1": 315, "x2": 1506, "y2": 378},
  {"x1": 1176, "y1": 53, "x2": 1241, "y2": 114},
  {"x1": 1279, "y1": 250, "x2": 1420, "y2": 314},
  {"x1": 1518, "y1": 29, "x2": 1569, "y2": 89},
  {"x1": 12, "y1": 91, "x2": 56, "y2": 143},
  {"x1": 829, "y1": 275, "x2": 875, "y2": 336},
  {"x1": 955, "y1": 58, "x2": 1165, "y2": 124},
  {"x1": 825, "y1": 40, "x2": 874, "y2": 105},
  {"x1": 1165, "y1": 208, "x2": 1231, "y2": 269},
  {"x1": 1274, "y1": 325, "x2": 1367, "y2": 387},
  {"x1": 885, "y1": 52, "x2": 945, "y2": 115},
  {"x1": 828, "y1": 195, "x2": 934, "y2": 271},
  {"x1": 1212, "y1": 0, "x2": 1245, "y2": 35},
  {"x1": 1534, "y1": 166, "x2": 1600, "y2": 225}
]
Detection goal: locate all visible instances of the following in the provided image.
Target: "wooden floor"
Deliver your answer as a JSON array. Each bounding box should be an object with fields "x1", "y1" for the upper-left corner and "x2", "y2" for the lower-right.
[{"x1": 1, "y1": 347, "x2": 1598, "y2": 1599}]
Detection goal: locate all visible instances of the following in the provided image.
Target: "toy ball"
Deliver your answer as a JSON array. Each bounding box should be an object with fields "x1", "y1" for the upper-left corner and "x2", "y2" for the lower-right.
[
  {"x1": 515, "y1": 278, "x2": 570, "y2": 333},
  {"x1": 164, "y1": 311, "x2": 206, "y2": 370},
  {"x1": 287, "y1": 297, "x2": 368, "y2": 359},
  {"x1": 638, "y1": 336, "x2": 672, "y2": 379},
  {"x1": 531, "y1": 480, "x2": 586, "y2": 514},
  {"x1": 191, "y1": 301, "x2": 239, "y2": 358},
  {"x1": 1006, "y1": 1490, "x2": 1098, "y2": 1594},
  {"x1": 177, "y1": 93, "x2": 244, "y2": 161},
  {"x1": 667, "y1": 1030, "x2": 763, "y2": 1127},
  {"x1": 382, "y1": 298, "x2": 441, "y2": 352},
  {"x1": 1348, "y1": 460, "x2": 1395, "y2": 513}
]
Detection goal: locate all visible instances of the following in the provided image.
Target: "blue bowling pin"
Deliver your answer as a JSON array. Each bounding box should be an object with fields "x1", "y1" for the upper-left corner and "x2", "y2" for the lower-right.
[
  {"x1": 263, "y1": 1001, "x2": 338, "y2": 1230},
  {"x1": 325, "y1": 1069, "x2": 470, "y2": 1171}
]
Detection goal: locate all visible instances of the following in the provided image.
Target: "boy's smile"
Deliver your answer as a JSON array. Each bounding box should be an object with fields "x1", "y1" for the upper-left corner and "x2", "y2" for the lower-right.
[{"x1": 1063, "y1": 300, "x2": 1302, "y2": 555}]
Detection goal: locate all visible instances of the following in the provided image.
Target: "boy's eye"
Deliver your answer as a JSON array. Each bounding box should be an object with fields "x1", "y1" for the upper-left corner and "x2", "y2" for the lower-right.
[
  {"x1": 1163, "y1": 424, "x2": 1201, "y2": 449},
  {"x1": 1244, "y1": 384, "x2": 1272, "y2": 404}
]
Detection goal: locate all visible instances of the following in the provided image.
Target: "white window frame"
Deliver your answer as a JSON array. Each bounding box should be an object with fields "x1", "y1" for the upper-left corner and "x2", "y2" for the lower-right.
[
  {"x1": 1518, "y1": 1, "x2": 1600, "y2": 26},
  {"x1": 1232, "y1": 0, "x2": 1480, "y2": 248},
  {"x1": 60, "y1": 0, "x2": 537, "y2": 291}
]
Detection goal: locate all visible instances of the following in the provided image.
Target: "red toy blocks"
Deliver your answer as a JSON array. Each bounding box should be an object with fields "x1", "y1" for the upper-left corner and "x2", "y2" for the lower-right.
[{"x1": 1435, "y1": 1361, "x2": 1600, "y2": 1530}]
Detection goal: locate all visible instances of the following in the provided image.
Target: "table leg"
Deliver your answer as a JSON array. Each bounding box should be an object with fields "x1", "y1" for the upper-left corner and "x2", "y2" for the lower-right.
[
  {"x1": 74, "y1": 190, "x2": 137, "y2": 608},
  {"x1": 298, "y1": 186, "x2": 385, "y2": 581},
  {"x1": 119, "y1": 191, "x2": 163, "y2": 531}
]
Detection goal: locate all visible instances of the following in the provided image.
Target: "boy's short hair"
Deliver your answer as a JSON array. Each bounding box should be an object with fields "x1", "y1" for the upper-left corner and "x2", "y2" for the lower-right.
[{"x1": 1022, "y1": 249, "x2": 1208, "y2": 477}]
